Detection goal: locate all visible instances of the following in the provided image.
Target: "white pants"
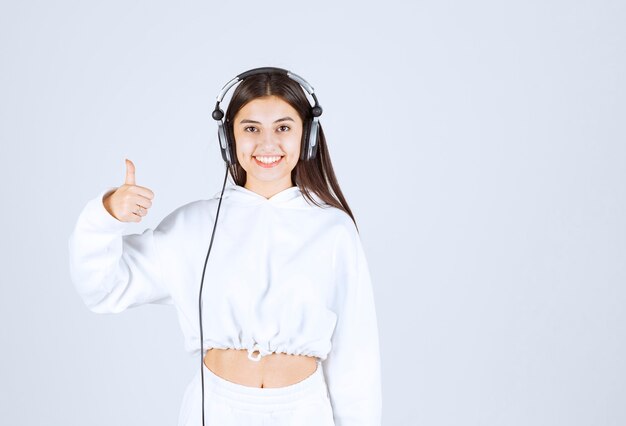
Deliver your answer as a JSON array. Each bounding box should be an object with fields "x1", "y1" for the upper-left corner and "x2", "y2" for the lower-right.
[{"x1": 178, "y1": 359, "x2": 335, "y2": 426}]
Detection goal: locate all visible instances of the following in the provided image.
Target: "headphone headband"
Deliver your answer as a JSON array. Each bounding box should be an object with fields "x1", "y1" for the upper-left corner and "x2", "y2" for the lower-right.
[{"x1": 213, "y1": 67, "x2": 321, "y2": 118}]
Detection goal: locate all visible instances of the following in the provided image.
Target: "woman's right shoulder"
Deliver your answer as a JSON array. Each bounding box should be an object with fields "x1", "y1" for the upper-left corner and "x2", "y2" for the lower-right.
[{"x1": 160, "y1": 197, "x2": 221, "y2": 230}]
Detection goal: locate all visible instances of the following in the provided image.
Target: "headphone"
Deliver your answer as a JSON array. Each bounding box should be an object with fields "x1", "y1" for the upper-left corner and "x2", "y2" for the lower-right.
[
  {"x1": 198, "y1": 67, "x2": 323, "y2": 425},
  {"x1": 211, "y1": 66, "x2": 324, "y2": 165}
]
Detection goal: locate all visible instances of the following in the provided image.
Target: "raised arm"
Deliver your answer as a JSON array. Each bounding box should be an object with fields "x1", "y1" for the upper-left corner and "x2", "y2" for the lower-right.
[{"x1": 68, "y1": 159, "x2": 176, "y2": 313}]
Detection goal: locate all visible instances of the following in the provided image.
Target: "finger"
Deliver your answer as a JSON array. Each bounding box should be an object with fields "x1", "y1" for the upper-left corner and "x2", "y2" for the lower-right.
[
  {"x1": 125, "y1": 158, "x2": 136, "y2": 186},
  {"x1": 130, "y1": 185, "x2": 155, "y2": 200},
  {"x1": 131, "y1": 205, "x2": 147, "y2": 217},
  {"x1": 131, "y1": 195, "x2": 153, "y2": 210}
]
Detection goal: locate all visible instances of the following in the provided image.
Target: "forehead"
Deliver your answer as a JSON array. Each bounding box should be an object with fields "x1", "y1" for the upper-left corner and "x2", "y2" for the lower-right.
[{"x1": 235, "y1": 96, "x2": 300, "y2": 121}]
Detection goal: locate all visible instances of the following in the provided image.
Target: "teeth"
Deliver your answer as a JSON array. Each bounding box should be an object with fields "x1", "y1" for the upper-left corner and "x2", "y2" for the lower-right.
[{"x1": 255, "y1": 156, "x2": 281, "y2": 164}]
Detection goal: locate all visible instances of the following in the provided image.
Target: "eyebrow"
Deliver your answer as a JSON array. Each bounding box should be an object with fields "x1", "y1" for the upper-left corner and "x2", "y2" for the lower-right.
[{"x1": 238, "y1": 116, "x2": 296, "y2": 125}]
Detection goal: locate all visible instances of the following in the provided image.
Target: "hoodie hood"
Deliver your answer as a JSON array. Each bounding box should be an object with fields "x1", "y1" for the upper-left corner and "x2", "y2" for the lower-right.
[{"x1": 210, "y1": 184, "x2": 316, "y2": 208}]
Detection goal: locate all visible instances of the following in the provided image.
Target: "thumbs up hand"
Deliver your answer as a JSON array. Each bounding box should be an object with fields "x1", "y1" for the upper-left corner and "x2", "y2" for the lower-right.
[{"x1": 103, "y1": 158, "x2": 155, "y2": 223}]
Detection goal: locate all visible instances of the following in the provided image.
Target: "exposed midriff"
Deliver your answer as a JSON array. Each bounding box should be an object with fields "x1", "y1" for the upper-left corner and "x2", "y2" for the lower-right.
[{"x1": 203, "y1": 348, "x2": 319, "y2": 388}]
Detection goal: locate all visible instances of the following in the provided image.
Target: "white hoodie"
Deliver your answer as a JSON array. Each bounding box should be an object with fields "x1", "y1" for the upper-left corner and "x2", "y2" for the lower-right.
[{"x1": 68, "y1": 183, "x2": 381, "y2": 426}]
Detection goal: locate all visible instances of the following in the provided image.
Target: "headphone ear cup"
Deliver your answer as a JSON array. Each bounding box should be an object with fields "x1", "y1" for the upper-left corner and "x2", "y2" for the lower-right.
[
  {"x1": 301, "y1": 119, "x2": 311, "y2": 161},
  {"x1": 225, "y1": 122, "x2": 236, "y2": 166},
  {"x1": 217, "y1": 121, "x2": 236, "y2": 166},
  {"x1": 217, "y1": 121, "x2": 230, "y2": 165},
  {"x1": 307, "y1": 117, "x2": 319, "y2": 160}
]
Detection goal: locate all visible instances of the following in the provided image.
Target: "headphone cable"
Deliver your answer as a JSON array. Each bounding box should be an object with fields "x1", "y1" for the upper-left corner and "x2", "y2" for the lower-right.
[{"x1": 199, "y1": 164, "x2": 229, "y2": 426}]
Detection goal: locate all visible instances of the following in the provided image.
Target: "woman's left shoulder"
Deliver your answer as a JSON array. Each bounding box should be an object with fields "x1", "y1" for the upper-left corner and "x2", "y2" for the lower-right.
[
  {"x1": 313, "y1": 206, "x2": 360, "y2": 250},
  {"x1": 304, "y1": 201, "x2": 353, "y2": 228},
  {"x1": 296, "y1": 189, "x2": 359, "y2": 237}
]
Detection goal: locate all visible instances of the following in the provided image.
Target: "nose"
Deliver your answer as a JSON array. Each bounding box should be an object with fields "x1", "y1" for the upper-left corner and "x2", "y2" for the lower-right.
[{"x1": 260, "y1": 130, "x2": 277, "y2": 146}]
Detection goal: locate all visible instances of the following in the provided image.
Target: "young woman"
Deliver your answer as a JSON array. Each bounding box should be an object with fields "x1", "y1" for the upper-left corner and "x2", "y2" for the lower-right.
[{"x1": 68, "y1": 67, "x2": 381, "y2": 426}]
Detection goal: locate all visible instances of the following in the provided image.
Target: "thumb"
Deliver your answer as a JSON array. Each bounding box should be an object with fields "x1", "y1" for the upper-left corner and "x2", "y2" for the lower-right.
[{"x1": 124, "y1": 158, "x2": 136, "y2": 186}]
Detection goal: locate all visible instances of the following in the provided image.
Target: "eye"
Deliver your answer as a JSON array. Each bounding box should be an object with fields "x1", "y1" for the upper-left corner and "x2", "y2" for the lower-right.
[
  {"x1": 244, "y1": 126, "x2": 258, "y2": 132},
  {"x1": 277, "y1": 125, "x2": 290, "y2": 132}
]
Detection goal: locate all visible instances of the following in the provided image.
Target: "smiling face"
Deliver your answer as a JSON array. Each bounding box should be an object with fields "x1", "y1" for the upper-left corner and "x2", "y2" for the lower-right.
[{"x1": 232, "y1": 95, "x2": 303, "y2": 198}]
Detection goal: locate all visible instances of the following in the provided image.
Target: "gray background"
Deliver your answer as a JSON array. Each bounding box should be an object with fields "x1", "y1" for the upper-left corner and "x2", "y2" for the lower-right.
[{"x1": 1, "y1": 0, "x2": 624, "y2": 425}]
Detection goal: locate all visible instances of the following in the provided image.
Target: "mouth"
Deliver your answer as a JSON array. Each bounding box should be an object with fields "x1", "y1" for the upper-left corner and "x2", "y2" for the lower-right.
[{"x1": 253, "y1": 155, "x2": 284, "y2": 168}]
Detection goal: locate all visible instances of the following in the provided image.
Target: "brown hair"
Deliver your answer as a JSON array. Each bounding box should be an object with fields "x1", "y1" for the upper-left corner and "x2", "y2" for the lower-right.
[{"x1": 223, "y1": 71, "x2": 358, "y2": 232}]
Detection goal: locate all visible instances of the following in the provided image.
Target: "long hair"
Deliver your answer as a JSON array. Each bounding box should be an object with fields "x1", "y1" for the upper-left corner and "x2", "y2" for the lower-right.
[{"x1": 223, "y1": 71, "x2": 358, "y2": 232}]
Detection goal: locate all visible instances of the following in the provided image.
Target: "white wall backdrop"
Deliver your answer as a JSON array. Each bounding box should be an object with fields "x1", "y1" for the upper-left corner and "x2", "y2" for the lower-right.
[{"x1": 0, "y1": 0, "x2": 624, "y2": 425}]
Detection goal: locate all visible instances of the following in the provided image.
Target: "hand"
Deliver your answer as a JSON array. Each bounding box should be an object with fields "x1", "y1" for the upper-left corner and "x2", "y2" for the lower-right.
[{"x1": 103, "y1": 158, "x2": 155, "y2": 223}]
